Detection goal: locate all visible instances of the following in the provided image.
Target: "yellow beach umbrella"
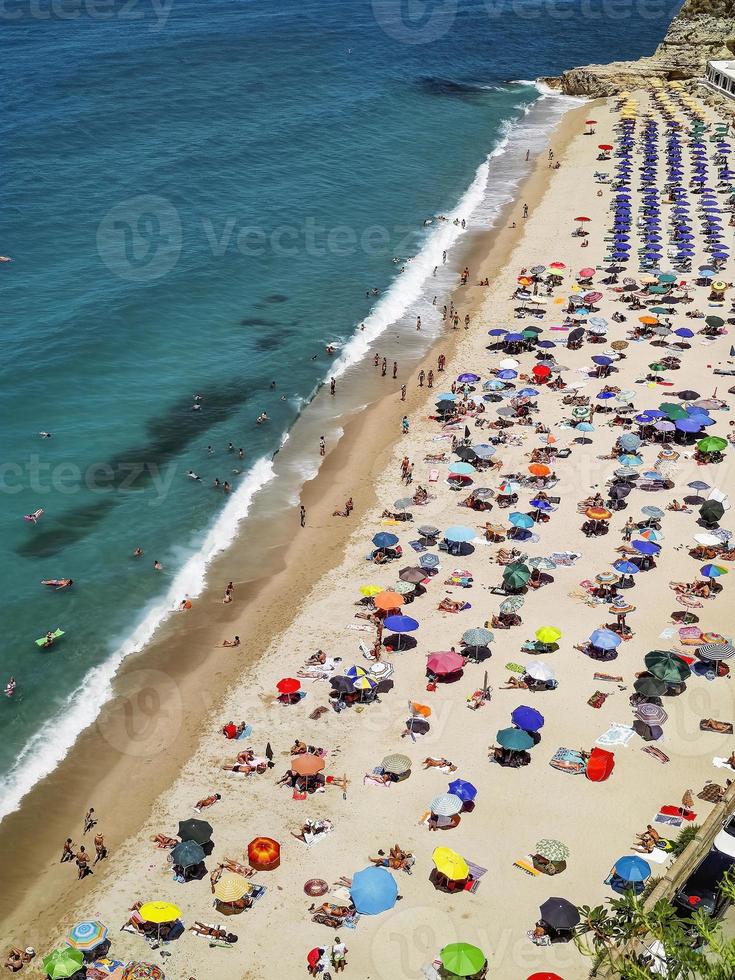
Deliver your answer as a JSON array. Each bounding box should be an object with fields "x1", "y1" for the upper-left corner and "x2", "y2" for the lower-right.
[
  {"x1": 360, "y1": 584, "x2": 382, "y2": 597},
  {"x1": 433, "y1": 846, "x2": 469, "y2": 881},
  {"x1": 139, "y1": 901, "x2": 180, "y2": 924},
  {"x1": 535, "y1": 626, "x2": 561, "y2": 644},
  {"x1": 214, "y1": 874, "x2": 250, "y2": 903}
]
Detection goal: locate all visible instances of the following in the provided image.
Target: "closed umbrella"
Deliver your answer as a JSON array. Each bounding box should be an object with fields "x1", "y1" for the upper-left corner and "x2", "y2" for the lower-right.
[
  {"x1": 171, "y1": 840, "x2": 205, "y2": 868},
  {"x1": 496, "y1": 727, "x2": 534, "y2": 751},
  {"x1": 430, "y1": 793, "x2": 464, "y2": 816},
  {"x1": 350, "y1": 867, "x2": 398, "y2": 915},
  {"x1": 539, "y1": 897, "x2": 580, "y2": 930},
  {"x1": 439, "y1": 944, "x2": 487, "y2": 978}
]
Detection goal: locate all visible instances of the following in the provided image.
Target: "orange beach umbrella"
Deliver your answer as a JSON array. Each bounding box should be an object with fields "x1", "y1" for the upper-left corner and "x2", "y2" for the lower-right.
[
  {"x1": 528, "y1": 463, "x2": 550, "y2": 477},
  {"x1": 248, "y1": 836, "x2": 281, "y2": 870},
  {"x1": 374, "y1": 590, "x2": 404, "y2": 611}
]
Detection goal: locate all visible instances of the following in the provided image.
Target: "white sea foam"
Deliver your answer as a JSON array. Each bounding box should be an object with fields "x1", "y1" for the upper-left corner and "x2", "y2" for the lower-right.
[{"x1": 0, "y1": 456, "x2": 276, "y2": 822}]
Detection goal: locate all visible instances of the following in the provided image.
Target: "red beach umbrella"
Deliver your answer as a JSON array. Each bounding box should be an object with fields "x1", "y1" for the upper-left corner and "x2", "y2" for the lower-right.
[
  {"x1": 549, "y1": 261, "x2": 566, "y2": 269},
  {"x1": 427, "y1": 651, "x2": 465, "y2": 675},
  {"x1": 574, "y1": 216, "x2": 590, "y2": 223},
  {"x1": 276, "y1": 677, "x2": 300, "y2": 695},
  {"x1": 579, "y1": 267, "x2": 595, "y2": 279},
  {"x1": 528, "y1": 974, "x2": 565, "y2": 980},
  {"x1": 585, "y1": 119, "x2": 597, "y2": 124},
  {"x1": 532, "y1": 364, "x2": 551, "y2": 378},
  {"x1": 248, "y1": 836, "x2": 281, "y2": 870},
  {"x1": 598, "y1": 144, "x2": 613, "y2": 151}
]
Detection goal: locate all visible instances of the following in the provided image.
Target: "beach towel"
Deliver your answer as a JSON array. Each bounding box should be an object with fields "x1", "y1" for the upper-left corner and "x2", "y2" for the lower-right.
[
  {"x1": 429, "y1": 469, "x2": 439, "y2": 482},
  {"x1": 645, "y1": 845, "x2": 671, "y2": 864},
  {"x1": 642, "y1": 746, "x2": 670, "y2": 764},
  {"x1": 698, "y1": 781, "x2": 726, "y2": 803},
  {"x1": 597, "y1": 723, "x2": 635, "y2": 747},
  {"x1": 345, "y1": 623, "x2": 373, "y2": 633},
  {"x1": 587, "y1": 690, "x2": 609, "y2": 709},
  {"x1": 506, "y1": 662, "x2": 526, "y2": 674},
  {"x1": 513, "y1": 859, "x2": 540, "y2": 876},
  {"x1": 659, "y1": 804, "x2": 696, "y2": 821},
  {"x1": 593, "y1": 673, "x2": 623, "y2": 683},
  {"x1": 654, "y1": 813, "x2": 682, "y2": 827},
  {"x1": 549, "y1": 747, "x2": 586, "y2": 774},
  {"x1": 409, "y1": 540, "x2": 427, "y2": 553}
]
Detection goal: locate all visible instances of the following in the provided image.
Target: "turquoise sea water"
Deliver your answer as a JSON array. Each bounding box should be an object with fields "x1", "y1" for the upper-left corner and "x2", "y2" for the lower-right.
[{"x1": 0, "y1": 0, "x2": 677, "y2": 814}]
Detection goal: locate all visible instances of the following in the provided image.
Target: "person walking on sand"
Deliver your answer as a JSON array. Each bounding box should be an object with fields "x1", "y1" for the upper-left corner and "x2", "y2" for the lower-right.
[
  {"x1": 332, "y1": 937, "x2": 348, "y2": 973},
  {"x1": 381, "y1": 358, "x2": 387, "y2": 377},
  {"x1": 427, "y1": 370, "x2": 434, "y2": 388},
  {"x1": 61, "y1": 838, "x2": 74, "y2": 863},
  {"x1": 418, "y1": 370, "x2": 425, "y2": 387},
  {"x1": 400, "y1": 384, "x2": 406, "y2": 402},
  {"x1": 76, "y1": 845, "x2": 92, "y2": 879},
  {"x1": 523, "y1": 203, "x2": 528, "y2": 219},
  {"x1": 83, "y1": 808, "x2": 96, "y2": 834},
  {"x1": 416, "y1": 316, "x2": 421, "y2": 331},
  {"x1": 330, "y1": 377, "x2": 336, "y2": 396},
  {"x1": 392, "y1": 361, "x2": 398, "y2": 379},
  {"x1": 438, "y1": 353, "x2": 445, "y2": 372},
  {"x1": 623, "y1": 517, "x2": 635, "y2": 542},
  {"x1": 300, "y1": 505, "x2": 306, "y2": 528},
  {"x1": 93, "y1": 833, "x2": 107, "y2": 864},
  {"x1": 319, "y1": 436, "x2": 326, "y2": 457},
  {"x1": 402, "y1": 416, "x2": 410, "y2": 435}
]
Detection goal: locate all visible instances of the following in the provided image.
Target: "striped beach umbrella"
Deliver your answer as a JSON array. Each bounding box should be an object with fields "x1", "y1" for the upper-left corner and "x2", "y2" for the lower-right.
[
  {"x1": 430, "y1": 793, "x2": 464, "y2": 816},
  {"x1": 214, "y1": 873, "x2": 251, "y2": 903},
  {"x1": 66, "y1": 920, "x2": 108, "y2": 952},
  {"x1": 382, "y1": 753, "x2": 412, "y2": 775},
  {"x1": 698, "y1": 642, "x2": 735, "y2": 662}
]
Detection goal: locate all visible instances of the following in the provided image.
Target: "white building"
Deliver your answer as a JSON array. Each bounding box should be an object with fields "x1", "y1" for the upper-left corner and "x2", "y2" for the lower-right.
[{"x1": 703, "y1": 60, "x2": 735, "y2": 101}]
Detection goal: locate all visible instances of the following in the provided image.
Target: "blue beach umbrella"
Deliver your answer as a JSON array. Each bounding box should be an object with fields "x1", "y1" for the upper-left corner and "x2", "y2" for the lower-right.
[
  {"x1": 372, "y1": 532, "x2": 399, "y2": 549},
  {"x1": 614, "y1": 855, "x2": 651, "y2": 883},
  {"x1": 448, "y1": 462, "x2": 476, "y2": 475},
  {"x1": 457, "y1": 373, "x2": 480, "y2": 383},
  {"x1": 632, "y1": 540, "x2": 660, "y2": 556},
  {"x1": 511, "y1": 705, "x2": 545, "y2": 732},
  {"x1": 613, "y1": 560, "x2": 639, "y2": 576},
  {"x1": 383, "y1": 615, "x2": 418, "y2": 633},
  {"x1": 350, "y1": 867, "x2": 398, "y2": 914},
  {"x1": 589, "y1": 628, "x2": 622, "y2": 651},
  {"x1": 509, "y1": 512, "x2": 534, "y2": 529},
  {"x1": 445, "y1": 526, "x2": 476, "y2": 542},
  {"x1": 701, "y1": 564, "x2": 726, "y2": 579},
  {"x1": 447, "y1": 778, "x2": 477, "y2": 802}
]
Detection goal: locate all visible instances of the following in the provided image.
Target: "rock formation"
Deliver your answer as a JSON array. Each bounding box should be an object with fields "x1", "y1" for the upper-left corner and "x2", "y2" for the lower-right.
[{"x1": 542, "y1": 0, "x2": 735, "y2": 97}]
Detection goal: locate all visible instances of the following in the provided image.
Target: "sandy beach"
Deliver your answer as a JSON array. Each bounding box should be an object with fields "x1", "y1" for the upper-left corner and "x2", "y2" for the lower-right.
[{"x1": 3, "y1": 88, "x2": 734, "y2": 980}]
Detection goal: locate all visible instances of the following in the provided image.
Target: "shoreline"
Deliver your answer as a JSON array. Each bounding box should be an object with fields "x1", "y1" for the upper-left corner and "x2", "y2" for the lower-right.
[{"x1": 0, "y1": 97, "x2": 592, "y2": 944}]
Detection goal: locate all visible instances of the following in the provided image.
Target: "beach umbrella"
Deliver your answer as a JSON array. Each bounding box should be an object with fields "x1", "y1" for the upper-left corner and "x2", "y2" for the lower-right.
[
  {"x1": 381, "y1": 753, "x2": 412, "y2": 775},
  {"x1": 171, "y1": 840, "x2": 205, "y2": 868},
  {"x1": 701, "y1": 563, "x2": 727, "y2": 579},
  {"x1": 462, "y1": 627, "x2": 494, "y2": 647},
  {"x1": 447, "y1": 779, "x2": 477, "y2": 802},
  {"x1": 214, "y1": 873, "x2": 251, "y2": 903},
  {"x1": 331, "y1": 675, "x2": 356, "y2": 695},
  {"x1": 427, "y1": 651, "x2": 465, "y2": 675},
  {"x1": 177, "y1": 818, "x2": 213, "y2": 845},
  {"x1": 527, "y1": 556, "x2": 557, "y2": 571},
  {"x1": 383, "y1": 614, "x2": 418, "y2": 633},
  {"x1": 503, "y1": 563, "x2": 531, "y2": 591},
  {"x1": 635, "y1": 703, "x2": 668, "y2": 725},
  {"x1": 457, "y1": 373, "x2": 480, "y2": 383},
  {"x1": 43, "y1": 949, "x2": 85, "y2": 980},
  {"x1": 419, "y1": 553, "x2": 440, "y2": 570},
  {"x1": 613, "y1": 560, "x2": 638, "y2": 576},
  {"x1": 529, "y1": 463, "x2": 551, "y2": 477},
  {"x1": 614, "y1": 855, "x2": 651, "y2": 882},
  {"x1": 539, "y1": 897, "x2": 580, "y2": 930},
  {"x1": 350, "y1": 866, "x2": 398, "y2": 915},
  {"x1": 399, "y1": 566, "x2": 426, "y2": 584},
  {"x1": 276, "y1": 677, "x2": 300, "y2": 695},
  {"x1": 634, "y1": 676, "x2": 667, "y2": 697},
  {"x1": 509, "y1": 512, "x2": 534, "y2": 529},
  {"x1": 432, "y1": 846, "x2": 470, "y2": 881},
  {"x1": 418, "y1": 524, "x2": 439, "y2": 539},
  {"x1": 394, "y1": 496, "x2": 414, "y2": 511},
  {"x1": 430, "y1": 792, "x2": 464, "y2": 816},
  {"x1": 698, "y1": 642, "x2": 735, "y2": 662},
  {"x1": 248, "y1": 836, "x2": 280, "y2": 869},
  {"x1": 448, "y1": 462, "x2": 476, "y2": 476},
  {"x1": 122, "y1": 965, "x2": 164, "y2": 980},
  {"x1": 525, "y1": 660, "x2": 556, "y2": 682},
  {"x1": 535, "y1": 839, "x2": 570, "y2": 862},
  {"x1": 373, "y1": 590, "x2": 404, "y2": 611},
  {"x1": 641, "y1": 506, "x2": 664, "y2": 520},
  {"x1": 698, "y1": 436, "x2": 727, "y2": 455},
  {"x1": 527, "y1": 975, "x2": 564, "y2": 980},
  {"x1": 590, "y1": 629, "x2": 621, "y2": 651},
  {"x1": 700, "y1": 500, "x2": 724, "y2": 524},
  {"x1": 511, "y1": 705, "x2": 545, "y2": 732},
  {"x1": 439, "y1": 944, "x2": 486, "y2": 978},
  {"x1": 595, "y1": 572, "x2": 619, "y2": 586},
  {"x1": 372, "y1": 532, "x2": 399, "y2": 548},
  {"x1": 392, "y1": 582, "x2": 415, "y2": 597},
  {"x1": 496, "y1": 727, "x2": 534, "y2": 751},
  {"x1": 586, "y1": 507, "x2": 611, "y2": 521},
  {"x1": 645, "y1": 651, "x2": 691, "y2": 682},
  {"x1": 139, "y1": 902, "x2": 180, "y2": 925},
  {"x1": 497, "y1": 480, "x2": 520, "y2": 495},
  {"x1": 535, "y1": 626, "x2": 561, "y2": 644},
  {"x1": 632, "y1": 540, "x2": 660, "y2": 556},
  {"x1": 291, "y1": 754, "x2": 326, "y2": 776},
  {"x1": 500, "y1": 595, "x2": 525, "y2": 614},
  {"x1": 444, "y1": 525, "x2": 475, "y2": 543},
  {"x1": 66, "y1": 921, "x2": 108, "y2": 952}
]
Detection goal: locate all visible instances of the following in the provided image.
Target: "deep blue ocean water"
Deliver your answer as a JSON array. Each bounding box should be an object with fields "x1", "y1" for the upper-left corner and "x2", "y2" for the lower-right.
[{"x1": 0, "y1": 0, "x2": 678, "y2": 814}]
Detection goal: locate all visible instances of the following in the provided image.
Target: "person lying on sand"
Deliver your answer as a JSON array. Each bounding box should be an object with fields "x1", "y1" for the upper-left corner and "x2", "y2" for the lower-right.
[
  {"x1": 308, "y1": 901, "x2": 355, "y2": 920},
  {"x1": 421, "y1": 757, "x2": 457, "y2": 771},
  {"x1": 500, "y1": 676, "x2": 529, "y2": 689},
  {"x1": 4, "y1": 948, "x2": 35, "y2": 973},
  {"x1": 194, "y1": 793, "x2": 221, "y2": 811},
  {"x1": 670, "y1": 581, "x2": 712, "y2": 598},
  {"x1": 437, "y1": 597, "x2": 467, "y2": 613},
  {"x1": 291, "y1": 818, "x2": 333, "y2": 844},
  {"x1": 189, "y1": 923, "x2": 238, "y2": 942},
  {"x1": 363, "y1": 771, "x2": 395, "y2": 785},
  {"x1": 222, "y1": 636, "x2": 240, "y2": 648},
  {"x1": 150, "y1": 834, "x2": 178, "y2": 849},
  {"x1": 369, "y1": 844, "x2": 414, "y2": 873}
]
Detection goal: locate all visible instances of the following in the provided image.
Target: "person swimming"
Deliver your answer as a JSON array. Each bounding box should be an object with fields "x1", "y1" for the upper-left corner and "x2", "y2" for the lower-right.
[{"x1": 41, "y1": 579, "x2": 73, "y2": 590}]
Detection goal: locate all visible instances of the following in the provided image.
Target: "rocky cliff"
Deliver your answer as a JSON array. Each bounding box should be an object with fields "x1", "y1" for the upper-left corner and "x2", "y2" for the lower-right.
[{"x1": 543, "y1": 0, "x2": 735, "y2": 97}]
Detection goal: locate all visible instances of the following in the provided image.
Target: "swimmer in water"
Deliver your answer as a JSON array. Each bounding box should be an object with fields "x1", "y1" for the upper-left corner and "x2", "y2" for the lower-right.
[
  {"x1": 133, "y1": 547, "x2": 143, "y2": 558},
  {"x1": 39, "y1": 431, "x2": 52, "y2": 438},
  {"x1": 5, "y1": 677, "x2": 16, "y2": 697},
  {"x1": 187, "y1": 471, "x2": 200, "y2": 481},
  {"x1": 154, "y1": 560, "x2": 162, "y2": 571}
]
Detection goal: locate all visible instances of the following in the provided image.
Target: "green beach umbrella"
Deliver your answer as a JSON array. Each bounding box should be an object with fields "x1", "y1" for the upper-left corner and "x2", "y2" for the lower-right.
[
  {"x1": 496, "y1": 727, "x2": 534, "y2": 751},
  {"x1": 502, "y1": 562, "x2": 531, "y2": 590},
  {"x1": 645, "y1": 650, "x2": 691, "y2": 683},
  {"x1": 535, "y1": 838, "x2": 570, "y2": 862},
  {"x1": 42, "y1": 947, "x2": 84, "y2": 980},
  {"x1": 660, "y1": 402, "x2": 687, "y2": 420},
  {"x1": 440, "y1": 943, "x2": 487, "y2": 977},
  {"x1": 697, "y1": 436, "x2": 727, "y2": 455}
]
